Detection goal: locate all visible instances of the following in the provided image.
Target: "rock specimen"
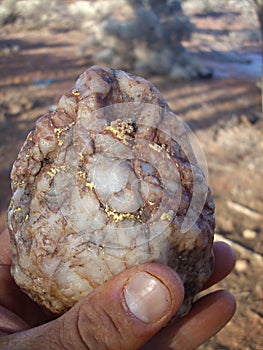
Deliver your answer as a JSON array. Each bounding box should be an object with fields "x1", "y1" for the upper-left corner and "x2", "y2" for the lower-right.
[{"x1": 8, "y1": 66, "x2": 215, "y2": 317}]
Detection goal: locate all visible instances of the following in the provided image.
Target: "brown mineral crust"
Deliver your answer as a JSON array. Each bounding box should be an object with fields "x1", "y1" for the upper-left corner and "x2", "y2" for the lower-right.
[{"x1": 8, "y1": 66, "x2": 215, "y2": 316}]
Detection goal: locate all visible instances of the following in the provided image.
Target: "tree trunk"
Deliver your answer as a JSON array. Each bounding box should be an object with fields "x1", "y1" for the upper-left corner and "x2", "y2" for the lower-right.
[
  {"x1": 254, "y1": 0, "x2": 263, "y2": 48},
  {"x1": 253, "y1": 0, "x2": 263, "y2": 115}
]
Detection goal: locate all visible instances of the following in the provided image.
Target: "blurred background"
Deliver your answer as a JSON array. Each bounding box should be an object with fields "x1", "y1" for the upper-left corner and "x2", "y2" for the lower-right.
[{"x1": 0, "y1": 0, "x2": 262, "y2": 348}]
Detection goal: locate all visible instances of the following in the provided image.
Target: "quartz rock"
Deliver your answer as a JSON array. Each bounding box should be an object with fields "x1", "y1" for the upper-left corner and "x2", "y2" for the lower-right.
[{"x1": 8, "y1": 66, "x2": 215, "y2": 316}]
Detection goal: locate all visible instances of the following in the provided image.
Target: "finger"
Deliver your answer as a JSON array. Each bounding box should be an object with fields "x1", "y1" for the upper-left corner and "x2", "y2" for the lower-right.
[
  {"x1": 0, "y1": 263, "x2": 184, "y2": 350},
  {"x1": 0, "y1": 265, "x2": 21, "y2": 312},
  {"x1": 143, "y1": 290, "x2": 236, "y2": 350},
  {"x1": 0, "y1": 305, "x2": 30, "y2": 334},
  {"x1": 0, "y1": 229, "x2": 12, "y2": 265},
  {"x1": 202, "y1": 241, "x2": 236, "y2": 290},
  {"x1": 0, "y1": 265, "x2": 54, "y2": 327}
]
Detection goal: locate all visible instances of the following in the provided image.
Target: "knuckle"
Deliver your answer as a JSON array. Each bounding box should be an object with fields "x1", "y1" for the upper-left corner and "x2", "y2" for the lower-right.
[
  {"x1": 58, "y1": 308, "x2": 90, "y2": 350},
  {"x1": 77, "y1": 296, "x2": 124, "y2": 350}
]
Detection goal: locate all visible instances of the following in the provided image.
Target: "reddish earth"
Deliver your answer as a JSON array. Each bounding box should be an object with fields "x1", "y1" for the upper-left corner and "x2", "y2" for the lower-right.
[{"x1": 0, "y1": 3, "x2": 262, "y2": 349}]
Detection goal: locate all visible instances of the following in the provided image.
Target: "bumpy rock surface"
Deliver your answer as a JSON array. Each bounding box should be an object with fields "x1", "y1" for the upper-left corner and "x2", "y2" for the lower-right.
[{"x1": 8, "y1": 66, "x2": 215, "y2": 316}]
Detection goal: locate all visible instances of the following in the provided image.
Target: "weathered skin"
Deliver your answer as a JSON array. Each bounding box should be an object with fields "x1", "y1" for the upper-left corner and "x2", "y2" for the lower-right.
[{"x1": 8, "y1": 66, "x2": 215, "y2": 317}]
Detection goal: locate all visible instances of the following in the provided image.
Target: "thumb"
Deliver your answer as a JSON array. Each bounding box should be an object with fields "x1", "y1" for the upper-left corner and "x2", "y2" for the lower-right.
[{"x1": 0, "y1": 263, "x2": 184, "y2": 350}]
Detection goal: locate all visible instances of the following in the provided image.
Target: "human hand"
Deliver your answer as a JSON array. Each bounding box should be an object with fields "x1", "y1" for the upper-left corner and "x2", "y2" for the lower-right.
[{"x1": 0, "y1": 228, "x2": 236, "y2": 349}]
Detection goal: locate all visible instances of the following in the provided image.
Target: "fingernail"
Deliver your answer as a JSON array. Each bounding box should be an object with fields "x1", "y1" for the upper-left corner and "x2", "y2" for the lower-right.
[{"x1": 123, "y1": 272, "x2": 171, "y2": 323}]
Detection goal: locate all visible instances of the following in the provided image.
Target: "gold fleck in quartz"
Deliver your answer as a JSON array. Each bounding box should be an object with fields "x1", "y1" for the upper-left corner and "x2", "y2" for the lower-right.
[
  {"x1": 77, "y1": 170, "x2": 86, "y2": 178},
  {"x1": 54, "y1": 122, "x2": 75, "y2": 146},
  {"x1": 47, "y1": 165, "x2": 68, "y2": 178},
  {"x1": 71, "y1": 89, "x2": 83, "y2": 101},
  {"x1": 105, "y1": 119, "x2": 134, "y2": 145},
  {"x1": 105, "y1": 204, "x2": 141, "y2": 223},
  {"x1": 85, "y1": 182, "x2": 95, "y2": 190}
]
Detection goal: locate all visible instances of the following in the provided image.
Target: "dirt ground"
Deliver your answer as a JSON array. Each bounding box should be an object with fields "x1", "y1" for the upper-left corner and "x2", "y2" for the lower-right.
[{"x1": 0, "y1": 1, "x2": 262, "y2": 349}]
